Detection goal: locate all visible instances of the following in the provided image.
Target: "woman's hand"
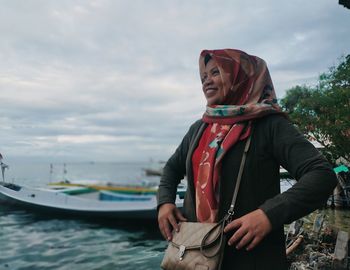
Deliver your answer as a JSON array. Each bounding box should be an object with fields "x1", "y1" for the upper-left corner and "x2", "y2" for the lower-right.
[
  {"x1": 224, "y1": 209, "x2": 272, "y2": 251},
  {"x1": 158, "y1": 203, "x2": 187, "y2": 241}
]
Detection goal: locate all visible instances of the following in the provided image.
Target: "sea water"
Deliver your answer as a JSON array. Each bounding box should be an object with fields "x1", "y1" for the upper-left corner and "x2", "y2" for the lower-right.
[
  {"x1": 0, "y1": 161, "x2": 166, "y2": 270},
  {"x1": 0, "y1": 162, "x2": 349, "y2": 270}
]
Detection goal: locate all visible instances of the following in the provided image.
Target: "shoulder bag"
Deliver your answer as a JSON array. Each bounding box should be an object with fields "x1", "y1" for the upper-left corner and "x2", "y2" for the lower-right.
[{"x1": 161, "y1": 135, "x2": 252, "y2": 270}]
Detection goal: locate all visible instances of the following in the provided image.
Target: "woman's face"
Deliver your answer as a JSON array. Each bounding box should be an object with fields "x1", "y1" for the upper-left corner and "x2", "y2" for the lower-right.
[{"x1": 201, "y1": 59, "x2": 225, "y2": 105}]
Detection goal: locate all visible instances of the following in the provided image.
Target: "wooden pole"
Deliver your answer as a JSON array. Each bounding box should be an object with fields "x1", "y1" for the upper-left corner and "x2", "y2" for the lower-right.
[
  {"x1": 286, "y1": 235, "x2": 304, "y2": 256},
  {"x1": 332, "y1": 231, "x2": 349, "y2": 270}
]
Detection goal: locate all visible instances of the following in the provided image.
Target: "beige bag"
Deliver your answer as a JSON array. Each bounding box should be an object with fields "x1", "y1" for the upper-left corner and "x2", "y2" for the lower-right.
[
  {"x1": 161, "y1": 136, "x2": 252, "y2": 270},
  {"x1": 161, "y1": 220, "x2": 226, "y2": 270}
]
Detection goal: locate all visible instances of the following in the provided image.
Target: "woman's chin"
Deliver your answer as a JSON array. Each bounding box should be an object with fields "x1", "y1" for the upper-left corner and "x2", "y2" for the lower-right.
[{"x1": 206, "y1": 98, "x2": 222, "y2": 106}]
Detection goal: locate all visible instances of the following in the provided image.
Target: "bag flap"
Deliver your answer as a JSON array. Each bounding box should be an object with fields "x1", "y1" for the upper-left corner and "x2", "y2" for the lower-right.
[{"x1": 171, "y1": 222, "x2": 222, "y2": 250}]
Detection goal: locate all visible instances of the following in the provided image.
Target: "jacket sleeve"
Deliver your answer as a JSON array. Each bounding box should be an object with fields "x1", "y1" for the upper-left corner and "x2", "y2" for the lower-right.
[
  {"x1": 259, "y1": 115, "x2": 338, "y2": 230},
  {"x1": 157, "y1": 121, "x2": 200, "y2": 208}
]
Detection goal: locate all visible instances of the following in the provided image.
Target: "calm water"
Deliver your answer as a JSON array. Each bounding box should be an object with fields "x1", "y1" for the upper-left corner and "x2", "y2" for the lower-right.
[
  {"x1": 0, "y1": 161, "x2": 166, "y2": 270},
  {"x1": 0, "y1": 205, "x2": 165, "y2": 270},
  {"x1": 0, "y1": 162, "x2": 349, "y2": 269}
]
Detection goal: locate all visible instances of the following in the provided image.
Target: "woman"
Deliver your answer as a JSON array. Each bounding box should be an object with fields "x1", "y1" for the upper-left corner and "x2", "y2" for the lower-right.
[{"x1": 157, "y1": 49, "x2": 337, "y2": 269}]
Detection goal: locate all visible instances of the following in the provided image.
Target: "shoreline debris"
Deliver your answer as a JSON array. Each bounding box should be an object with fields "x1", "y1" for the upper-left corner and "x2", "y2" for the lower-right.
[{"x1": 286, "y1": 214, "x2": 349, "y2": 270}]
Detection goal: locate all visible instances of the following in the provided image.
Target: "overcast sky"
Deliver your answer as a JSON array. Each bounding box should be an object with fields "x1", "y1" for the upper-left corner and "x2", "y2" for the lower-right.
[{"x1": 1, "y1": 0, "x2": 349, "y2": 163}]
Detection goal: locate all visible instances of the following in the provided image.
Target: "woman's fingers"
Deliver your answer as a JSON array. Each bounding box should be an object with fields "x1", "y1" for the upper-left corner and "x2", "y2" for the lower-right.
[
  {"x1": 159, "y1": 221, "x2": 168, "y2": 240},
  {"x1": 175, "y1": 208, "x2": 187, "y2": 222},
  {"x1": 246, "y1": 236, "x2": 262, "y2": 251},
  {"x1": 164, "y1": 218, "x2": 174, "y2": 240},
  {"x1": 168, "y1": 213, "x2": 179, "y2": 233},
  {"x1": 224, "y1": 209, "x2": 272, "y2": 250},
  {"x1": 224, "y1": 219, "x2": 241, "y2": 233},
  {"x1": 235, "y1": 231, "x2": 254, "y2": 250},
  {"x1": 227, "y1": 226, "x2": 246, "y2": 246},
  {"x1": 158, "y1": 203, "x2": 185, "y2": 241},
  {"x1": 159, "y1": 218, "x2": 169, "y2": 239}
]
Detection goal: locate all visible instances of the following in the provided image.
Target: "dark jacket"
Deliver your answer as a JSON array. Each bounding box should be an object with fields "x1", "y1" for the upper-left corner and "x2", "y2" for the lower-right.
[{"x1": 157, "y1": 114, "x2": 337, "y2": 270}]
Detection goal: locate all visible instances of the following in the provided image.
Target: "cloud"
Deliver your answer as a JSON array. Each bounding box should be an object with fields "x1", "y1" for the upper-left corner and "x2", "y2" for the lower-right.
[{"x1": 0, "y1": 0, "x2": 349, "y2": 162}]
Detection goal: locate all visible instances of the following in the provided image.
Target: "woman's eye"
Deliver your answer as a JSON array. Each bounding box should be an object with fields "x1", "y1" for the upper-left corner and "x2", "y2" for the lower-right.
[{"x1": 212, "y1": 69, "x2": 219, "y2": 75}]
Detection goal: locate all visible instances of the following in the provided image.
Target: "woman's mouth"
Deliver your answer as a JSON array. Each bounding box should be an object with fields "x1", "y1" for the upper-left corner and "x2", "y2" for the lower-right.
[{"x1": 205, "y1": 88, "x2": 217, "y2": 96}]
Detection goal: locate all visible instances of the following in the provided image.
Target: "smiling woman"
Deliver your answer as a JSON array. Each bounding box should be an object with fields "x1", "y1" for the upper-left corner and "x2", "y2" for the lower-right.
[
  {"x1": 157, "y1": 49, "x2": 337, "y2": 270},
  {"x1": 201, "y1": 56, "x2": 225, "y2": 105}
]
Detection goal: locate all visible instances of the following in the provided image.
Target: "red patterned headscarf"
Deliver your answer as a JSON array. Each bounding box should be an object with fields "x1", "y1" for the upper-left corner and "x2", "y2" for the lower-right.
[{"x1": 195, "y1": 49, "x2": 282, "y2": 222}]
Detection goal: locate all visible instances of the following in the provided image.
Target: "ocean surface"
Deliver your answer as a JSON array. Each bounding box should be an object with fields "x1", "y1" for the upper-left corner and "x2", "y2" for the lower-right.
[
  {"x1": 0, "y1": 161, "x2": 166, "y2": 270},
  {"x1": 0, "y1": 161, "x2": 349, "y2": 270}
]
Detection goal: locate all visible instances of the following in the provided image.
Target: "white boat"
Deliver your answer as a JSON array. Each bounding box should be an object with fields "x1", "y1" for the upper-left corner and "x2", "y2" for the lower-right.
[{"x1": 0, "y1": 182, "x2": 183, "y2": 220}]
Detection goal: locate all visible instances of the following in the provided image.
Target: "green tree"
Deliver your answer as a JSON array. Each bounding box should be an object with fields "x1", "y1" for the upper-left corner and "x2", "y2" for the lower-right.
[{"x1": 281, "y1": 55, "x2": 350, "y2": 165}]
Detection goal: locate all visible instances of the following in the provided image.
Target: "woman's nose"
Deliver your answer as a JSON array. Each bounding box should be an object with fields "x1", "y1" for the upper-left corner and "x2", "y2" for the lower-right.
[{"x1": 203, "y1": 76, "x2": 213, "y2": 86}]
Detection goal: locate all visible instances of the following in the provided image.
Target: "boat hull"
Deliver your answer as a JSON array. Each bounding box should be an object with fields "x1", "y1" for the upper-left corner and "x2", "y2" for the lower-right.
[{"x1": 0, "y1": 183, "x2": 183, "y2": 220}]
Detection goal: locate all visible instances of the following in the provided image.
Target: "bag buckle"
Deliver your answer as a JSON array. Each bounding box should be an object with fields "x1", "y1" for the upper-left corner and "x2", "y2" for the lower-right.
[
  {"x1": 178, "y1": 245, "x2": 186, "y2": 261},
  {"x1": 225, "y1": 208, "x2": 234, "y2": 224}
]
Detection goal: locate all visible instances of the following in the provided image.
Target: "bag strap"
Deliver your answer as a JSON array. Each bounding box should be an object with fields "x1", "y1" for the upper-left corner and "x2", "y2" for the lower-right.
[
  {"x1": 200, "y1": 220, "x2": 226, "y2": 258},
  {"x1": 200, "y1": 134, "x2": 252, "y2": 258},
  {"x1": 225, "y1": 134, "x2": 252, "y2": 222}
]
